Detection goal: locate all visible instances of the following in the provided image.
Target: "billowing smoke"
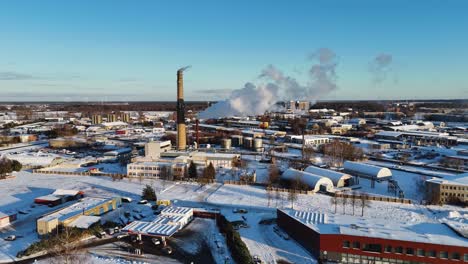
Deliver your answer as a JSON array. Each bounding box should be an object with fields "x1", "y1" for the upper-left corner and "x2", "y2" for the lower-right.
[
  {"x1": 369, "y1": 53, "x2": 393, "y2": 84},
  {"x1": 199, "y1": 48, "x2": 339, "y2": 118}
]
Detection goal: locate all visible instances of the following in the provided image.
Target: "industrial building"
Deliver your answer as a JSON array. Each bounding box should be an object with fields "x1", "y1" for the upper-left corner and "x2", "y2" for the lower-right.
[
  {"x1": 106, "y1": 113, "x2": 117, "y2": 123},
  {"x1": 91, "y1": 114, "x2": 102, "y2": 125},
  {"x1": 344, "y1": 161, "x2": 392, "y2": 180},
  {"x1": 119, "y1": 112, "x2": 131, "y2": 123},
  {"x1": 425, "y1": 174, "x2": 468, "y2": 204},
  {"x1": 277, "y1": 209, "x2": 468, "y2": 264},
  {"x1": 122, "y1": 206, "x2": 193, "y2": 238},
  {"x1": 304, "y1": 166, "x2": 354, "y2": 188},
  {"x1": 127, "y1": 161, "x2": 186, "y2": 179},
  {"x1": 144, "y1": 140, "x2": 172, "y2": 160},
  {"x1": 189, "y1": 152, "x2": 240, "y2": 169},
  {"x1": 375, "y1": 130, "x2": 458, "y2": 146},
  {"x1": 34, "y1": 189, "x2": 84, "y2": 206},
  {"x1": 37, "y1": 197, "x2": 121, "y2": 235},
  {"x1": 281, "y1": 168, "x2": 334, "y2": 193},
  {"x1": 288, "y1": 135, "x2": 331, "y2": 147}
]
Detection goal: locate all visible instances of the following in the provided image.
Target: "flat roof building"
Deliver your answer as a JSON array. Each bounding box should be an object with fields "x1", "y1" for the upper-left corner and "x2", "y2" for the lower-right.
[
  {"x1": 277, "y1": 209, "x2": 468, "y2": 263},
  {"x1": 37, "y1": 197, "x2": 120, "y2": 235}
]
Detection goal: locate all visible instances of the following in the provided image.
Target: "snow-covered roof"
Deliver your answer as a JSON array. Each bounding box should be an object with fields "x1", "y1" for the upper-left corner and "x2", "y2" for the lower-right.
[
  {"x1": 282, "y1": 169, "x2": 334, "y2": 192},
  {"x1": 160, "y1": 206, "x2": 193, "y2": 216},
  {"x1": 427, "y1": 173, "x2": 468, "y2": 186},
  {"x1": 122, "y1": 221, "x2": 179, "y2": 237},
  {"x1": 344, "y1": 161, "x2": 392, "y2": 179},
  {"x1": 39, "y1": 197, "x2": 115, "y2": 222},
  {"x1": 52, "y1": 189, "x2": 82, "y2": 196},
  {"x1": 304, "y1": 166, "x2": 352, "y2": 187},
  {"x1": 281, "y1": 209, "x2": 468, "y2": 247},
  {"x1": 67, "y1": 215, "x2": 101, "y2": 229}
]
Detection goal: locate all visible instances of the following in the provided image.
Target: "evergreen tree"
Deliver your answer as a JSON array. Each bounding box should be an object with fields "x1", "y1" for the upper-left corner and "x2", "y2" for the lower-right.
[
  {"x1": 204, "y1": 162, "x2": 216, "y2": 180},
  {"x1": 188, "y1": 161, "x2": 197, "y2": 179},
  {"x1": 142, "y1": 184, "x2": 157, "y2": 201}
]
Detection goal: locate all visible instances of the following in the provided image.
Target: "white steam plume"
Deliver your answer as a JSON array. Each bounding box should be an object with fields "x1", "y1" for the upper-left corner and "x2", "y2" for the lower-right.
[
  {"x1": 199, "y1": 48, "x2": 339, "y2": 118},
  {"x1": 369, "y1": 53, "x2": 393, "y2": 84}
]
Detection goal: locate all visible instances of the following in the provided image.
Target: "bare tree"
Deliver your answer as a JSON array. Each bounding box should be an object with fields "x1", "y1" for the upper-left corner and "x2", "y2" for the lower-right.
[
  {"x1": 330, "y1": 196, "x2": 339, "y2": 214},
  {"x1": 266, "y1": 187, "x2": 273, "y2": 207},
  {"x1": 267, "y1": 164, "x2": 280, "y2": 186},
  {"x1": 302, "y1": 145, "x2": 315, "y2": 162},
  {"x1": 341, "y1": 195, "x2": 348, "y2": 214},
  {"x1": 288, "y1": 189, "x2": 298, "y2": 209},
  {"x1": 350, "y1": 193, "x2": 357, "y2": 216},
  {"x1": 358, "y1": 194, "x2": 371, "y2": 216},
  {"x1": 275, "y1": 188, "x2": 281, "y2": 208},
  {"x1": 48, "y1": 226, "x2": 88, "y2": 264}
]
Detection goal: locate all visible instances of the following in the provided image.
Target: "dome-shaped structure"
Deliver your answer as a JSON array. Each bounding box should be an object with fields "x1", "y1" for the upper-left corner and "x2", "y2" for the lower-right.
[
  {"x1": 343, "y1": 161, "x2": 392, "y2": 180},
  {"x1": 282, "y1": 168, "x2": 334, "y2": 193},
  {"x1": 304, "y1": 166, "x2": 353, "y2": 188}
]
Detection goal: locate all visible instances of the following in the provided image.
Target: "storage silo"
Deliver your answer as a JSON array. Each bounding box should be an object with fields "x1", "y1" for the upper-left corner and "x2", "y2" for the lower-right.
[
  {"x1": 243, "y1": 137, "x2": 253, "y2": 149},
  {"x1": 221, "y1": 138, "x2": 232, "y2": 150},
  {"x1": 231, "y1": 135, "x2": 243, "y2": 147},
  {"x1": 253, "y1": 138, "x2": 263, "y2": 152}
]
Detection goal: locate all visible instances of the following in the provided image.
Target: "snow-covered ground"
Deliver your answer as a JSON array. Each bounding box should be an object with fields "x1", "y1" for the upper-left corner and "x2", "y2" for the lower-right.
[{"x1": 1, "y1": 171, "x2": 466, "y2": 263}]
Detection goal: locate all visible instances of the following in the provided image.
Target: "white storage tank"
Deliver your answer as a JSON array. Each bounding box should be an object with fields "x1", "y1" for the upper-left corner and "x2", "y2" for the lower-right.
[
  {"x1": 253, "y1": 138, "x2": 263, "y2": 152},
  {"x1": 221, "y1": 138, "x2": 232, "y2": 150}
]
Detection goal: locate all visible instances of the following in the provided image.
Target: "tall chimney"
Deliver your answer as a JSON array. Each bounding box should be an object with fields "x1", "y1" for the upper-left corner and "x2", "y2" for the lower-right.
[{"x1": 176, "y1": 67, "x2": 189, "y2": 150}]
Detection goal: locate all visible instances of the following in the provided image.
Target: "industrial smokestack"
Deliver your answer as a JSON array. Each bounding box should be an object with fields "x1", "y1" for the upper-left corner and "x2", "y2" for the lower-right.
[{"x1": 176, "y1": 66, "x2": 190, "y2": 150}]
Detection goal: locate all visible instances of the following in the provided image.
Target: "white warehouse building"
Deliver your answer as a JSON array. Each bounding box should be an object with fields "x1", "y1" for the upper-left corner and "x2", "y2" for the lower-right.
[
  {"x1": 288, "y1": 135, "x2": 330, "y2": 147},
  {"x1": 344, "y1": 161, "x2": 392, "y2": 180},
  {"x1": 282, "y1": 168, "x2": 334, "y2": 193},
  {"x1": 304, "y1": 166, "x2": 353, "y2": 188}
]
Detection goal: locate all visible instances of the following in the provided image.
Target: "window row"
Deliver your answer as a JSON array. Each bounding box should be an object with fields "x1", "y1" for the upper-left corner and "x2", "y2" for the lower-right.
[{"x1": 342, "y1": 240, "x2": 466, "y2": 261}]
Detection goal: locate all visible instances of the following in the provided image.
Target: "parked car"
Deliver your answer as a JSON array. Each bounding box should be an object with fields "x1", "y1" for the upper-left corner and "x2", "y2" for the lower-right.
[
  {"x1": 121, "y1": 197, "x2": 132, "y2": 203},
  {"x1": 116, "y1": 234, "x2": 128, "y2": 239},
  {"x1": 253, "y1": 255, "x2": 262, "y2": 263},
  {"x1": 138, "y1": 200, "x2": 148, "y2": 204},
  {"x1": 4, "y1": 235, "x2": 16, "y2": 241},
  {"x1": 151, "y1": 238, "x2": 161, "y2": 245},
  {"x1": 95, "y1": 231, "x2": 106, "y2": 239},
  {"x1": 162, "y1": 246, "x2": 173, "y2": 255},
  {"x1": 106, "y1": 228, "x2": 115, "y2": 235}
]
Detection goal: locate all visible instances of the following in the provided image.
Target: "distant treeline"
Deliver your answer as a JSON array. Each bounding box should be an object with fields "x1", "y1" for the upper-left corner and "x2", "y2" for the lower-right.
[
  {"x1": 47, "y1": 102, "x2": 212, "y2": 114},
  {"x1": 312, "y1": 101, "x2": 386, "y2": 112}
]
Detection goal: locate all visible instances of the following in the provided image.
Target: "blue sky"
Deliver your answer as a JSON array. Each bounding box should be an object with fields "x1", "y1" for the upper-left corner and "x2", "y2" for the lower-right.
[{"x1": 0, "y1": 0, "x2": 467, "y2": 101}]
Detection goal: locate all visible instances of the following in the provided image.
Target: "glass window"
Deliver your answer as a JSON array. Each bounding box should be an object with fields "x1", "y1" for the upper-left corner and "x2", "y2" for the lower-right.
[
  {"x1": 440, "y1": 251, "x2": 448, "y2": 259},
  {"x1": 384, "y1": 246, "x2": 392, "y2": 253},
  {"x1": 395, "y1": 247, "x2": 403, "y2": 254},
  {"x1": 451, "y1": 252, "x2": 460, "y2": 260},
  {"x1": 352, "y1": 241, "x2": 360, "y2": 249},
  {"x1": 362, "y1": 243, "x2": 382, "y2": 253},
  {"x1": 406, "y1": 248, "x2": 414, "y2": 255},
  {"x1": 416, "y1": 249, "x2": 425, "y2": 256},
  {"x1": 343, "y1": 240, "x2": 350, "y2": 248},
  {"x1": 464, "y1": 254, "x2": 468, "y2": 261},
  {"x1": 428, "y1": 250, "x2": 436, "y2": 257}
]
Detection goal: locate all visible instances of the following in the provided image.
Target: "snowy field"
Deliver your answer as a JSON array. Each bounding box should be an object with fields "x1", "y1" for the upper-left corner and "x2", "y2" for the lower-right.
[{"x1": 1, "y1": 171, "x2": 467, "y2": 263}]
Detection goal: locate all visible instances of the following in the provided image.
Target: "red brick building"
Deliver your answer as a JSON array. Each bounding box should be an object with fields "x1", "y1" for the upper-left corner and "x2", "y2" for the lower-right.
[{"x1": 277, "y1": 209, "x2": 468, "y2": 263}]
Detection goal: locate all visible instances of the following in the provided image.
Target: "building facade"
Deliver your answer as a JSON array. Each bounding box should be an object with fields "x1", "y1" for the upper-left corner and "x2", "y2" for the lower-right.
[
  {"x1": 426, "y1": 177, "x2": 468, "y2": 204},
  {"x1": 277, "y1": 209, "x2": 468, "y2": 264}
]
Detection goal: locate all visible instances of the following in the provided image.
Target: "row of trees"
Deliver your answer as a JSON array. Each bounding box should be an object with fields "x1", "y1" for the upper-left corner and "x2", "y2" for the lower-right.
[
  {"x1": 319, "y1": 139, "x2": 364, "y2": 167},
  {"x1": 330, "y1": 193, "x2": 371, "y2": 216},
  {"x1": 188, "y1": 161, "x2": 216, "y2": 186}
]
